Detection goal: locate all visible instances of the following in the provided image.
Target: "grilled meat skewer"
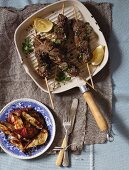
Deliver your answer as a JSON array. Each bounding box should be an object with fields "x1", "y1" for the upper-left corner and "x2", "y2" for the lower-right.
[
  {"x1": 34, "y1": 37, "x2": 79, "y2": 77},
  {"x1": 72, "y1": 19, "x2": 92, "y2": 63},
  {"x1": 53, "y1": 14, "x2": 80, "y2": 76},
  {"x1": 34, "y1": 38, "x2": 63, "y2": 64},
  {"x1": 33, "y1": 13, "x2": 79, "y2": 78},
  {"x1": 34, "y1": 37, "x2": 62, "y2": 78},
  {"x1": 54, "y1": 14, "x2": 68, "y2": 43},
  {"x1": 35, "y1": 51, "x2": 51, "y2": 78},
  {"x1": 72, "y1": 19, "x2": 95, "y2": 89}
]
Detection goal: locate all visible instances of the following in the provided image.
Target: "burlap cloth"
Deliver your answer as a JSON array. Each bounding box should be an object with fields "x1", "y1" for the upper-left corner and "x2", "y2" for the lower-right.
[{"x1": 0, "y1": 2, "x2": 112, "y2": 153}]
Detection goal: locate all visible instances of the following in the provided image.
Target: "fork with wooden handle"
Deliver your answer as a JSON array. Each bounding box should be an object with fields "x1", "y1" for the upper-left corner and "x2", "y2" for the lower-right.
[
  {"x1": 56, "y1": 99, "x2": 78, "y2": 166},
  {"x1": 56, "y1": 113, "x2": 71, "y2": 166},
  {"x1": 56, "y1": 133, "x2": 69, "y2": 166}
]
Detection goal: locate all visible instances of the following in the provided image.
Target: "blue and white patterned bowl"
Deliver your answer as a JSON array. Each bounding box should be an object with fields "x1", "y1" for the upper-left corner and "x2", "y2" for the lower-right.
[{"x1": 0, "y1": 98, "x2": 56, "y2": 159}]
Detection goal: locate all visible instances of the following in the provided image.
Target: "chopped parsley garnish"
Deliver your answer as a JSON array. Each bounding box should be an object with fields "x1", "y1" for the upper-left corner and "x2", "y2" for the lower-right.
[
  {"x1": 22, "y1": 37, "x2": 33, "y2": 54},
  {"x1": 65, "y1": 76, "x2": 71, "y2": 81},
  {"x1": 54, "y1": 39, "x2": 61, "y2": 44},
  {"x1": 52, "y1": 39, "x2": 61, "y2": 44},
  {"x1": 56, "y1": 70, "x2": 71, "y2": 82},
  {"x1": 79, "y1": 53, "x2": 84, "y2": 59}
]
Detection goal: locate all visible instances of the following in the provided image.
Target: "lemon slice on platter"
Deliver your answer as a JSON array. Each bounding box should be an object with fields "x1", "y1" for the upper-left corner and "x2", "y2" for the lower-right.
[
  {"x1": 91, "y1": 45, "x2": 105, "y2": 66},
  {"x1": 34, "y1": 18, "x2": 53, "y2": 33}
]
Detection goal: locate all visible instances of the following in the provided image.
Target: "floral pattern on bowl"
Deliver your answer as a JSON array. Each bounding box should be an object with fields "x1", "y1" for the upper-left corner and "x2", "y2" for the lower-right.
[{"x1": 0, "y1": 98, "x2": 56, "y2": 159}]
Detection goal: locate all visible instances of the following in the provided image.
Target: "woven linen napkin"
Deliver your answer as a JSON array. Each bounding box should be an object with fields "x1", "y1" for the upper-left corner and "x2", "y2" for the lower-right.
[{"x1": 0, "y1": 2, "x2": 112, "y2": 153}]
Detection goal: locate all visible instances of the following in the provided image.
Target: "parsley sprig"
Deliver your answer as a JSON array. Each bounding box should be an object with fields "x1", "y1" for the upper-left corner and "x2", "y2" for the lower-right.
[
  {"x1": 22, "y1": 37, "x2": 33, "y2": 54},
  {"x1": 56, "y1": 70, "x2": 71, "y2": 82}
]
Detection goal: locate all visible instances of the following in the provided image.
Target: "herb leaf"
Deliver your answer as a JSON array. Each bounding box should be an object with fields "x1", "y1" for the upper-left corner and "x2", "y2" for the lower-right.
[
  {"x1": 65, "y1": 77, "x2": 71, "y2": 81},
  {"x1": 22, "y1": 37, "x2": 33, "y2": 54},
  {"x1": 56, "y1": 70, "x2": 71, "y2": 82},
  {"x1": 55, "y1": 70, "x2": 65, "y2": 82}
]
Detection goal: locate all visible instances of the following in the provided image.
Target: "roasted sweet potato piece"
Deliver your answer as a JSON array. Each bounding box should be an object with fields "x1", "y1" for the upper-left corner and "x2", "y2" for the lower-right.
[
  {"x1": 2, "y1": 122, "x2": 15, "y2": 130},
  {"x1": 14, "y1": 126, "x2": 39, "y2": 140},
  {"x1": 9, "y1": 138, "x2": 24, "y2": 151},
  {"x1": 7, "y1": 113, "x2": 24, "y2": 130},
  {"x1": 28, "y1": 110, "x2": 45, "y2": 126},
  {"x1": 0, "y1": 122, "x2": 11, "y2": 134},
  {"x1": 22, "y1": 111, "x2": 43, "y2": 129},
  {"x1": 1, "y1": 108, "x2": 48, "y2": 152},
  {"x1": 0, "y1": 121, "x2": 19, "y2": 139},
  {"x1": 25, "y1": 129, "x2": 48, "y2": 149}
]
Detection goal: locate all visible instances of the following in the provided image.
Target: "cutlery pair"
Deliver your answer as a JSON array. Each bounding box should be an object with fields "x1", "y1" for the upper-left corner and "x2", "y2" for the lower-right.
[{"x1": 56, "y1": 98, "x2": 78, "y2": 167}]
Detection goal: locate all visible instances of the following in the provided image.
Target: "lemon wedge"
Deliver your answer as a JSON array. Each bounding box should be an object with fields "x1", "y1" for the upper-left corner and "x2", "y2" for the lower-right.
[
  {"x1": 91, "y1": 45, "x2": 105, "y2": 66},
  {"x1": 34, "y1": 18, "x2": 53, "y2": 33}
]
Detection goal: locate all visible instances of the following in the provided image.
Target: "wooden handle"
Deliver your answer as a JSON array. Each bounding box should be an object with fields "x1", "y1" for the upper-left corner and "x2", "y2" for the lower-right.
[
  {"x1": 56, "y1": 136, "x2": 67, "y2": 166},
  {"x1": 62, "y1": 149, "x2": 69, "y2": 167},
  {"x1": 83, "y1": 91, "x2": 108, "y2": 131}
]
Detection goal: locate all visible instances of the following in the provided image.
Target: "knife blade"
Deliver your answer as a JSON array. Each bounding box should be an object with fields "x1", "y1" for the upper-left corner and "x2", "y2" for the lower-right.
[
  {"x1": 69, "y1": 98, "x2": 78, "y2": 133},
  {"x1": 62, "y1": 98, "x2": 78, "y2": 167}
]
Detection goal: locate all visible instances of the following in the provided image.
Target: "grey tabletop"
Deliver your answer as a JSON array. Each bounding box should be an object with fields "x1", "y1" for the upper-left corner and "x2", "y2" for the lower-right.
[{"x1": 0, "y1": 0, "x2": 129, "y2": 170}]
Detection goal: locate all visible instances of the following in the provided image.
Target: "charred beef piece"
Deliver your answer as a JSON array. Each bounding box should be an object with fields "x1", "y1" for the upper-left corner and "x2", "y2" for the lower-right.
[
  {"x1": 67, "y1": 63, "x2": 80, "y2": 77},
  {"x1": 34, "y1": 37, "x2": 79, "y2": 77},
  {"x1": 34, "y1": 38, "x2": 63, "y2": 64},
  {"x1": 35, "y1": 50, "x2": 51, "y2": 78},
  {"x1": 58, "y1": 62, "x2": 68, "y2": 71},
  {"x1": 72, "y1": 19, "x2": 93, "y2": 37},
  {"x1": 54, "y1": 14, "x2": 68, "y2": 43},
  {"x1": 78, "y1": 50, "x2": 91, "y2": 63},
  {"x1": 72, "y1": 19, "x2": 92, "y2": 63},
  {"x1": 57, "y1": 14, "x2": 68, "y2": 27},
  {"x1": 59, "y1": 62, "x2": 79, "y2": 77},
  {"x1": 54, "y1": 25, "x2": 66, "y2": 43}
]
